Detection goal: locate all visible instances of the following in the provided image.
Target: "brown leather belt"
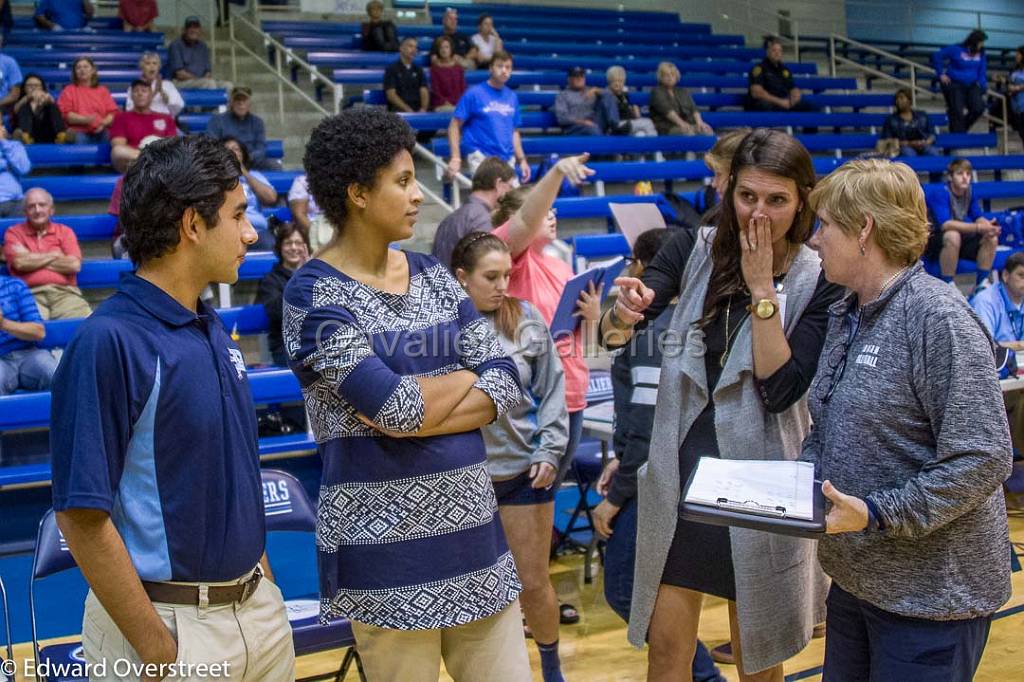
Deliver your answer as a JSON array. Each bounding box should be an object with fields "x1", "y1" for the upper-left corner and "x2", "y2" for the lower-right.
[{"x1": 142, "y1": 567, "x2": 262, "y2": 606}]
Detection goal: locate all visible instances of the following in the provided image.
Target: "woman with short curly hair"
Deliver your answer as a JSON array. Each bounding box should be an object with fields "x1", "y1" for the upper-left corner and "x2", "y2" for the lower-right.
[{"x1": 282, "y1": 108, "x2": 531, "y2": 680}]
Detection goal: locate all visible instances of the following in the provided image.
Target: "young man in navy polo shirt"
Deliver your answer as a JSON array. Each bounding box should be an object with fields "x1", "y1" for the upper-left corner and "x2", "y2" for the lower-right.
[{"x1": 50, "y1": 135, "x2": 294, "y2": 681}]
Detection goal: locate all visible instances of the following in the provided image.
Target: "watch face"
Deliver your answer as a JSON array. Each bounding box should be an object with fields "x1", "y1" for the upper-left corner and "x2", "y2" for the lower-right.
[{"x1": 757, "y1": 300, "x2": 776, "y2": 319}]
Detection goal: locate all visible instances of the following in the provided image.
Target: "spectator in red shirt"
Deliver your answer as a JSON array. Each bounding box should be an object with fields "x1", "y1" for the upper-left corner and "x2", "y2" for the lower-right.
[
  {"x1": 118, "y1": 0, "x2": 158, "y2": 32},
  {"x1": 56, "y1": 57, "x2": 119, "y2": 144},
  {"x1": 2, "y1": 187, "x2": 91, "y2": 319},
  {"x1": 110, "y1": 79, "x2": 177, "y2": 172},
  {"x1": 430, "y1": 35, "x2": 466, "y2": 111}
]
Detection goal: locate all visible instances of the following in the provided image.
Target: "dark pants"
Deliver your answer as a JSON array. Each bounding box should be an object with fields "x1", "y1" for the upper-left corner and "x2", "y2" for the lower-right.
[
  {"x1": 603, "y1": 499, "x2": 725, "y2": 682},
  {"x1": 942, "y1": 81, "x2": 986, "y2": 133},
  {"x1": 822, "y1": 584, "x2": 991, "y2": 682},
  {"x1": 1012, "y1": 109, "x2": 1024, "y2": 148},
  {"x1": 561, "y1": 122, "x2": 602, "y2": 136}
]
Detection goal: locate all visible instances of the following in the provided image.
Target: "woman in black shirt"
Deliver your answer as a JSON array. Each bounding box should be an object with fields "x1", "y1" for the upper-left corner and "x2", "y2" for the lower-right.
[
  {"x1": 880, "y1": 88, "x2": 940, "y2": 156},
  {"x1": 256, "y1": 218, "x2": 309, "y2": 365}
]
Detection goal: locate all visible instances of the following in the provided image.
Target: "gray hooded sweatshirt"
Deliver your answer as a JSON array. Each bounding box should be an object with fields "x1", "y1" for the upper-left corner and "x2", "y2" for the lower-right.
[
  {"x1": 803, "y1": 264, "x2": 1012, "y2": 620},
  {"x1": 481, "y1": 301, "x2": 569, "y2": 479}
]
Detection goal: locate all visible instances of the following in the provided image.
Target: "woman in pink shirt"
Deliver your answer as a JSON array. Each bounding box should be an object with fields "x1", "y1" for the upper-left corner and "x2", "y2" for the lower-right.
[
  {"x1": 430, "y1": 35, "x2": 467, "y2": 111},
  {"x1": 491, "y1": 154, "x2": 596, "y2": 486},
  {"x1": 57, "y1": 57, "x2": 119, "y2": 143}
]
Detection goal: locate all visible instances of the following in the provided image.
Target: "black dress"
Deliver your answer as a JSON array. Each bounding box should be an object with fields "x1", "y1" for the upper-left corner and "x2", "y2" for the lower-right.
[{"x1": 632, "y1": 228, "x2": 844, "y2": 599}]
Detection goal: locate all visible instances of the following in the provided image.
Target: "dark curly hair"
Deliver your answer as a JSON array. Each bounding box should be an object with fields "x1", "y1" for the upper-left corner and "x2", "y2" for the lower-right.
[
  {"x1": 120, "y1": 135, "x2": 241, "y2": 265},
  {"x1": 303, "y1": 108, "x2": 416, "y2": 234}
]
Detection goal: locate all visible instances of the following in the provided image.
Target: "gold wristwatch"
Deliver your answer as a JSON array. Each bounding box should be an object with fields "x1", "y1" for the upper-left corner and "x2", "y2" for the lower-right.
[{"x1": 747, "y1": 298, "x2": 778, "y2": 320}]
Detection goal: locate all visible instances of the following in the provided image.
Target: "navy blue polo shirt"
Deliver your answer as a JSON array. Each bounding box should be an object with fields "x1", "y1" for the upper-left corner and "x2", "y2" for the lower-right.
[{"x1": 51, "y1": 275, "x2": 265, "y2": 583}]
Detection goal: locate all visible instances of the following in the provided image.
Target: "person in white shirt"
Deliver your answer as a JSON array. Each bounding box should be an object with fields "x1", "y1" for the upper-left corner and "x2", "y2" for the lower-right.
[
  {"x1": 471, "y1": 14, "x2": 503, "y2": 68},
  {"x1": 126, "y1": 52, "x2": 184, "y2": 119},
  {"x1": 287, "y1": 174, "x2": 331, "y2": 253}
]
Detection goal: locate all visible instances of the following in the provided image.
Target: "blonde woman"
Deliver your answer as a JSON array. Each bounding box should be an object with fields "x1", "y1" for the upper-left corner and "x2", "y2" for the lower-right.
[
  {"x1": 597, "y1": 65, "x2": 657, "y2": 137},
  {"x1": 649, "y1": 62, "x2": 713, "y2": 136},
  {"x1": 805, "y1": 158, "x2": 1012, "y2": 681}
]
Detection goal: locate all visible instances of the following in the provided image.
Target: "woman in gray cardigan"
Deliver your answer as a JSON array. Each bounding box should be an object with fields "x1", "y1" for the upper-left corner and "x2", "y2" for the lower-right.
[
  {"x1": 452, "y1": 231, "x2": 571, "y2": 682},
  {"x1": 805, "y1": 158, "x2": 1012, "y2": 681},
  {"x1": 599, "y1": 129, "x2": 844, "y2": 680}
]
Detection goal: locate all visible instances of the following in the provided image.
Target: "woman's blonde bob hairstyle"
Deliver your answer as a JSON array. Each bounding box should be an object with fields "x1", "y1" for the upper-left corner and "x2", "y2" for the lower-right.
[
  {"x1": 809, "y1": 158, "x2": 930, "y2": 266},
  {"x1": 704, "y1": 128, "x2": 751, "y2": 174},
  {"x1": 656, "y1": 61, "x2": 679, "y2": 82}
]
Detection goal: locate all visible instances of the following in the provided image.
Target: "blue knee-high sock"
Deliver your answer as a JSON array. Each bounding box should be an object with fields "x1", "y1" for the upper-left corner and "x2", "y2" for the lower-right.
[
  {"x1": 976, "y1": 269, "x2": 991, "y2": 286},
  {"x1": 536, "y1": 640, "x2": 565, "y2": 682}
]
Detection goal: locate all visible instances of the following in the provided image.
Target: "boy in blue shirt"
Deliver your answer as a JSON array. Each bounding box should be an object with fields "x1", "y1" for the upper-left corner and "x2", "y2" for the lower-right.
[
  {"x1": 51, "y1": 135, "x2": 295, "y2": 681},
  {"x1": 33, "y1": 0, "x2": 93, "y2": 31},
  {"x1": 447, "y1": 50, "x2": 531, "y2": 183},
  {"x1": 924, "y1": 157, "x2": 1000, "y2": 290}
]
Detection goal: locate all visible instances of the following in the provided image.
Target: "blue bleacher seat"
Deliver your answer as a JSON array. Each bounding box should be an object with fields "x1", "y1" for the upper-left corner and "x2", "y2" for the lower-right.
[
  {"x1": 0, "y1": 369, "x2": 313, "y2": 489},
  {"x1": 30, "y1": 170, "x2": 299, "y2": 203},
  {"x1": 5, "y1": 31, "x2": 163, "y2": 50},
  {"x1": 305, "y1": 50, "x2": 815, "y2": 76},
  {"x1": 23, "y1": 140, "x2": 283, "y2": 168},
  {"x1": 71, "y1": 253, "x2": 278, "y2": 289},
  {"x1": 335, "y1": 68, "x2": 854, "y2": 93}
]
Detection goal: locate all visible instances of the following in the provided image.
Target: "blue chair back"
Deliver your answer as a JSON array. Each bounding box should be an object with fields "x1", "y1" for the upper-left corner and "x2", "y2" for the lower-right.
[
  {"x1": 261, "y1": 469, "x2": 317, "y2": 533},
  {"x1": 30, "y1": 509, "x2": 81, "y2": 677},
  {"x1": 32, "y1": 510, "x2": 77, "y2": 580}
]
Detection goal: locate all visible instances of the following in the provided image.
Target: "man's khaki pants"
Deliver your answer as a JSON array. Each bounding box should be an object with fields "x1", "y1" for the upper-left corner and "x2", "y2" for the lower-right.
[
  {"x1": 351, "y1": 601, "x2": 531, "y2": 682},
  {"x1": 31, "y1": 284, "x2": 91, "y2": 320},
  {"x1": 82, "y1": 572, "x2": 295, "y2": 681}
]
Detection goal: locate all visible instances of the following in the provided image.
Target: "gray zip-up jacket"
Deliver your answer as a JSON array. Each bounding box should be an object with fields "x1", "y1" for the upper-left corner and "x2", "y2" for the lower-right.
[
  {"x1": 803, "y1": 264, "x2": 1012, "y2": 620},
  {"x1": 481, "y1": 302, "x2": 569, "y2": 479}
]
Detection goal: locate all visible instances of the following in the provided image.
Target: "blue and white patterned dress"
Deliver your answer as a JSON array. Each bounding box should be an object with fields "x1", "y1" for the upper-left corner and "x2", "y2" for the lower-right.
[{"x1": 282, "y1": 252, "x2": 524, "y2": 630}]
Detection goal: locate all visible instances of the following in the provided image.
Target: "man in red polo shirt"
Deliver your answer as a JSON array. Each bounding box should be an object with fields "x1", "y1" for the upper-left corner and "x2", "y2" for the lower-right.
[
  {"x1": 2, "y1": 187, "x2": 91, "y2": 319},
  {"x1": 110, "y1": 79, "x2": 177, "y2": 172}
]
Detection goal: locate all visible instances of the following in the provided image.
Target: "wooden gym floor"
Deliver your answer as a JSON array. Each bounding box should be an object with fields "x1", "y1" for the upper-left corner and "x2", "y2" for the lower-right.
[{"x1": 11, "y1": 514, "x2": 1022, "y2": 681}]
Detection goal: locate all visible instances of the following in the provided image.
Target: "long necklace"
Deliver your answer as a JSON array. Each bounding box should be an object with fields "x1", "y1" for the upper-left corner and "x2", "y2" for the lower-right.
[{"x1": 720, "y1": 296, "x2": 750, "y2": 368}]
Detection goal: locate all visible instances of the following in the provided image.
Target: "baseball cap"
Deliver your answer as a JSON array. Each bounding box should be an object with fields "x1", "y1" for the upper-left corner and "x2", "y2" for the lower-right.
[
  {"x1": 568, "y1": 67, "x2": 586, "y2": 77},
  {"x1": 184, "y1": 16, "x2": 202, "y2": 28},
  {"x1": 230, "y1": 86, "x2": 252, "y2": 100}
]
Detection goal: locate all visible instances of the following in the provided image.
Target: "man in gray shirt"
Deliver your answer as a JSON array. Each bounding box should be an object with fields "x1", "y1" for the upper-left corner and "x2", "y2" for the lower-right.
[
  {"x1": 554, "y1": 67, "x2": 601, "y2": 136},
  {"x1": 432, "y1": 156, "x2": 516, "y2": 267},
  {"x1": 168, "y1": 16, "x2": 232, "y2": 91}
]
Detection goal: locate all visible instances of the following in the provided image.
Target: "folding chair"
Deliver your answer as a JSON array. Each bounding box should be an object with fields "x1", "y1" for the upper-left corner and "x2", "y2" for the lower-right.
[
  {"x1": 1, "y1": 572, "x2": 12, "y2": 681},
  {"x1": 261, "y1": 469, "x2": 366, "y2": 682},
  {"x1": 553, "y1": 371, "x2": 612, "y2": 582},
  {"x1": 29, "y1": 509, "x2": 86, "y2": 682}
]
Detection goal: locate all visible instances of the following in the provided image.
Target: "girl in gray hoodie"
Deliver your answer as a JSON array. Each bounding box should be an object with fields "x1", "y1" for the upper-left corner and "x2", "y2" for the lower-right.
[{"x1": 452, "y1": 231, "x2": 570, "y2": 682}]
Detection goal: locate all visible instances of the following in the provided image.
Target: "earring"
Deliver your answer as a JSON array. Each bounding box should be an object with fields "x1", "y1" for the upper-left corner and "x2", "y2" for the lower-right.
[
  {"x1": 459, "y1": 281, "x2": 467, "y2": 289},
  {"x1": 859, "y1": 243, "x2": 866, "y2": 256}
]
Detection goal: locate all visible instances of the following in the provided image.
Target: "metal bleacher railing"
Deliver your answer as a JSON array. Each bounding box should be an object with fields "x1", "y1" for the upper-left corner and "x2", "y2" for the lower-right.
[
  {"x1": 226, "y1": 0, "x2": 464, "y2": 211},
  {"x1": 827, "y1": 34, "x2": 1013, "y2": 154}
]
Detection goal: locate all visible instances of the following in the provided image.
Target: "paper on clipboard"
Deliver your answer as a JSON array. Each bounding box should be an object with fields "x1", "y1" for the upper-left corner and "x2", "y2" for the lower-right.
[
  {"x1": 549, "y1": 257, "x2": 625, "y2": 338},
  {"x1": 684, "y1": 458, "x2": 815, "y2": 521}
]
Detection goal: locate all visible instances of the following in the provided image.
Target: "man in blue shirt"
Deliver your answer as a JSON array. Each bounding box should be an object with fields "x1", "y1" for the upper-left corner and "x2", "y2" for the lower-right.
[
  {"x1": 447, "y1": 50, "x2": 531, "y2": 183},
  {"x1": 207, "y1": 86, "x2": 278, "y2": 170},
  {"x1": 932, "y1": 30, "x2": 988, "y2": 133},
  {"x1": 924, "y1": 157, "x2": 1000, "y2": 290},
  {"x1": 0, "y1": 274, "x2": 56, "y2": 395},
  {"x1": 33, "y1": 0, "x2": 93, "y2": 30},
  {"x1": 50, "y1": 135, "x2": 294, "y2": 680},
  {"x1": 0, "y1": 51, "x2": 22, "y2": 115}
]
